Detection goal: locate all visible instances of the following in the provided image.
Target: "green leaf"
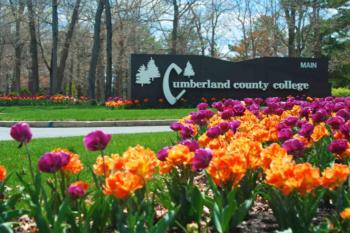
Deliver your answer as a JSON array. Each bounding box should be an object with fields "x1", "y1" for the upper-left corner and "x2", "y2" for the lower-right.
[
  {"x1": 213, "y1": 203, "x2": 223, "y2": 233},
  {"x1": 231, "y1": 198, "x2": 253, "y2": 227},
  {"x1": 149, "y1": 206, "x2": 180, "y2": 233},
  {"x1": 0, "y1": 223, "x2": 13, "y2": 233}
]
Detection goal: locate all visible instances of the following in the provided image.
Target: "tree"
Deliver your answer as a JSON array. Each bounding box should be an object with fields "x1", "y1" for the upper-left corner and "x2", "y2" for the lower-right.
[
  {"x1": 9, "y1": 0, "x2": 25, "y2": 94},
  {"x1": 87, "y1": 0, "x2": 104, "y2": 100},
  {"x1": 136, "y1": 65, "x2": 151, "y2": 86},
  {"x1": 104, "y1": 0, "x2": 113, "y2": 99},
  {"x1": 27, "y1": 0, "x2": 40, "y2": 94},
  {"x1": 146, "y1": 58, "x2": 160, "y2": 81},
  {"x1": 56, "y1": 0, "x2": 81, "y2": 93},
  {"x1": 50, "y1": 0, "x2": 58, "y2": 94},
  {"x1": 184, "y1": 61, "x2": 194, "y2": 78}
]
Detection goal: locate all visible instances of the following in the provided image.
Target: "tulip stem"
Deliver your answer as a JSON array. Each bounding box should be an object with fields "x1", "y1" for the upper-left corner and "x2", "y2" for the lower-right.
[
  {"x1": 24, "y1": 142, "x2": 35, "y2": 183},
  {"x1": 101, "y1": 149, "x2": 106, "y2": 178}
]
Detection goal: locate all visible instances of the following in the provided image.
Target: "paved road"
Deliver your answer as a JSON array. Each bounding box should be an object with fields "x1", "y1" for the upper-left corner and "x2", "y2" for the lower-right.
[{"x1": 0, "y1": 126, "x2": 171, "y2": 141}]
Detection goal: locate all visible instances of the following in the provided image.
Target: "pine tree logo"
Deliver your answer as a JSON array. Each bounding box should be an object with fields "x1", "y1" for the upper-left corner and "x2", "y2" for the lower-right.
[
  {"x1": 183, "y1": 61, "x2": 195, "y2": 78},
  {"x1": 136, "y1": 57, "x2": 160, "y2": 86}
]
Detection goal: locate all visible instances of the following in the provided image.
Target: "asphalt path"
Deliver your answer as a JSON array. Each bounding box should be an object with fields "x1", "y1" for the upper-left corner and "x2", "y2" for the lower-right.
[{"x1": 0, "y1": 126, "x2": 171, "y2": 141}]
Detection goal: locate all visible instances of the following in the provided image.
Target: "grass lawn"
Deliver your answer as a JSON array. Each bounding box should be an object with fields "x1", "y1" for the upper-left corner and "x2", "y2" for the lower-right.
[
  {"x1": 0, "y1": 131, "x2": 176, "y2": 186},
  {"x1": 0, "y1": 105, "x2": 194, "y2": 121}
]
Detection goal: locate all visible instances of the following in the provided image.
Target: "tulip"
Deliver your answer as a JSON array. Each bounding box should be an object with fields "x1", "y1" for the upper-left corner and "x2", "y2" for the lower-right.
[
  {"x1": 192, "y1": 149, "x2": 212, "y2": 171},
  {"x1": 221, "y1": 109, "x2": 234, "y2": 120},
  {"x1": 299, "y1": 122, "x2": 314, "y2": 138},
  {"x1": 170, "y1": 122, "x2": 183, "y2": 131},
  {"x1": 283, "y1": 139, "x2": 304, "y2": 157},
  {"x1": 336, "y1": 109, "x2": 350, "y2": 121},
  {"x1": 83, "y1": 130, "x2": 111, "y2": 151},
  {"x1": 67, "y1": 181, "x2": 89, "y2": 199},
  {"x1": 278, "y1": 127, "x2": 293, "y2": 141},
  {"x1": 157, "y1": 146, "x2": 171, "y2": 161},
  {"x1": 212, "y1": 101, "x2": 224, "y2": 111},
  {"x1": 218, "y1": 122, "x2": 229, "y2": 133},
  {"x1": 233, "y1": 104, "x2": 245, "y2": 116},
  {"x1": 206, "y1": 126, "x2": 221, "y2": 138},
  {"x1": 38, "y1": 152, "x2": 70, "y2": 173},
  {"x1": 328, "y1": 139, "x2": 348, "y2": 154},
  {"x1": 326, "y1": 116, "x2": 345, "y2": 129},
  {"x1": 180, "y1": 139, "x2": 199, "y2": 152},
  {"x1": 10, "y1": 122, "x2": 32, "y2": 143},
  {"x1": 180, "y1": 126, "x2": 194, "y2": 139},
  {"x1": 228, "y1": 120, "x2": 240, "y2": 132},
  {"x1": 283, "y1": 116, "x2": 298, "y2": 127},
  {"x1": 197, "y1": 102, "x2": 208, "y2": 110},
  {"x1": 311, "y1": 109, "x2": 328, "y2": 123}
]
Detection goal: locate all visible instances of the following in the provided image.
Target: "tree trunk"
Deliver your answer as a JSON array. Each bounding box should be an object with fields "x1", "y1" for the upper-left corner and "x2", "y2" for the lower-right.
[
  {"x1": 11, "y1": 0, "x2": 25, "y2": 94},
  {"x1": 27, "y1": 0, "x2": 39, "y2": 94},
  {"x1": 312, "y1": 0, "x2": 321, "y2": 57},
  {"x1": 171, "y1": 0, "x2": 179, "y2": 54},
  {"x1": 87, "y1": 0, "x2": 104, "y2": 100},
  {"x1": 50, "y1": 0, "x2": 58, "y2": 94},
  {"x1": 56, "y1": 0, "x2": 81, "y2": 93},
  {"x1": 285, "y1": 5, "x2": 296, "y2": 57},
  {"x1": 104, "y1": 0, "x2": 112, "y2": 99}
]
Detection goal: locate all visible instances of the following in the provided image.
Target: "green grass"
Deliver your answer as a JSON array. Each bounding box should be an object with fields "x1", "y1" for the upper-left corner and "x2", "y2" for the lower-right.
[
  {"x1": 0, "y1": 131, "x2": 176, "y2": 186},
  {"x1": 0, "y1": 105, "x2": 194, "y2": 121}
]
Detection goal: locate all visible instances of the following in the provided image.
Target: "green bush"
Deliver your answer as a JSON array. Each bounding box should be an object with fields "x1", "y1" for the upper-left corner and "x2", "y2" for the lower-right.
[{"x1": 332, "y1": 87, "x2": 350, "y2": 97}]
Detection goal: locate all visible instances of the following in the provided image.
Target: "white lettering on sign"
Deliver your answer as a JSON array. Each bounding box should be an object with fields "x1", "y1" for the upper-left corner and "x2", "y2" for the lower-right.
[
  {"x1": 300, "y1": 62, "x2": 317, "y2": 69},
  {"x1": 272, "y1": 80, "x2": 309, "y2": 91},
  {"x1": 162, "y1": 63, "x2": 186, "y2": 105},
  {"x1": 136, "y1": 58, "x2": 312, "y2": 105}
]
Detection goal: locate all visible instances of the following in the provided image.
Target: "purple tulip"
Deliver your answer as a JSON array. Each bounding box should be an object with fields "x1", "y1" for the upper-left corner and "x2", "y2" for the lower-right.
[
  {"x1": 203, "y1": 109, "x2": 215, "y2": 119},
  {"x1": 228, "y1": 120, "x2": 240, "y2": 132},
  {"x1": 206, "y1": 126, "x2": 221, "y2": 138},
  {"x1": 244, "y1": 98, "x2": 254, "y2": 105},
  {"x1": 336, "y1": 109, "x2": 350, "y2": 121},
  {"x1": 283, "y1": 138, "x2": 304, "y2": 157},
  {"x1": 38, "y1": 152, "x2": 70, "y2": 173},
  {"x1": 10, "y1": 122, "x2": 32, "y2": 143},
  {"x1": 83, "y1": 130, "x2": 111, "y2": 151},
  {"x1": 326, "y1": 116, "x2": 345, "y2": 130},
  {"x1": 180, "y1": 126, "x2": 194, "y2": 139},
  {"x1": 254, "y1": 98, "x2": 263, "y2": 104},
  {"x1": 340, "y1": 123, "x2": 350, "y2": 139},
  {"x1": 299, "y1": 122, "x2": 314, "y2": 138},
  {"x1": 218, "y1": 122, "x2": 229, "y2": 133},
  {"x1": 278, "y1": 128, "x2": 294, "y2": 141},
  {"x1": 67, "y1": 183, "x2": 87, "y2": 199},
  {"x1": 283, "y1": 116, "x2": 299, "y2": 127},
  {"x1": 212, "y1": 102, "x2": 224, "y2": 111},
  {"x1": 197, "y1": 102, "x2": 208, "y2": 110},
  {"x1": 170, "y1": 122, "x2": 183, "y2": 131},
  {"x1": 299, "y1": 107, "x2": 312, "y2": 118},
  {"x1": 192, "y1": 149, "x2": 212, "y2": 171},
  {"x1": 328, "y1": 139, "x2": 348, "y2": 154},
  {"x1": 233, "y1": 104, "x2": 245, "y2": 116},
  {"x1": 221, "y1": 109, "x2": 234, "y2": 120},
  {"x1": 157, "y1": 146, "x2": 171, "y2": 161},
  {"x1": 180, "y1": 139, "x2": 199, "y2": 152},
  {"x1": 311, "y1": 109, "x2": 328, "y2": 123}
]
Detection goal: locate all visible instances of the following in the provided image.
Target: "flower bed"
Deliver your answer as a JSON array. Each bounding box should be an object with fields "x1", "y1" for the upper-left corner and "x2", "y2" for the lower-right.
[
  {"x1": 0, "y1": 95, "x2": 88, "y2": 106},
  {"x1": 2, "y1": 96, "x2": 350, "y2": 232}
]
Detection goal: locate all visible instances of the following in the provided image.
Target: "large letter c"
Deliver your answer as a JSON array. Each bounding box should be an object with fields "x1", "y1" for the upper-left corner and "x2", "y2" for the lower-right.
[{"x1": 163, "y1": 63, "x2": 186, "y2": 105}]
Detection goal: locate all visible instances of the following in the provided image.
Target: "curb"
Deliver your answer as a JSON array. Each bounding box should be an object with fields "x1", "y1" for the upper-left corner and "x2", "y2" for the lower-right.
[{"x1": 0, "y1": 120, "x2": 176, "y2": 128}]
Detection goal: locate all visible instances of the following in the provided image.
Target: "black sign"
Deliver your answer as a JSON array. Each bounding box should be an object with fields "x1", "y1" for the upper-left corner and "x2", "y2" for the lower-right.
[{"x1": 129, "y1": 54, "x2": 330, "y2": 105}]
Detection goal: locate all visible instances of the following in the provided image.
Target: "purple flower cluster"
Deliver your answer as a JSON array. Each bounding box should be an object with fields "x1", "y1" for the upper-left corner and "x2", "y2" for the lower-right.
[
  {"x1": 38, "y1": 152, "x2": 70, "y2": 173},
  {"x1": 206, "y1": 121, "x2": 240, "y2": 138},
  {"x1": 170, "y1": 122, "x2": 195, "y2": 139}
]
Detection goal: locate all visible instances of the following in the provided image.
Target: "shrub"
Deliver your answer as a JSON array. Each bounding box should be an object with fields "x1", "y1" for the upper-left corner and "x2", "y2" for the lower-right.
[{"x1": 332, "y1": 87, "x2": 350, "y2": 97}]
